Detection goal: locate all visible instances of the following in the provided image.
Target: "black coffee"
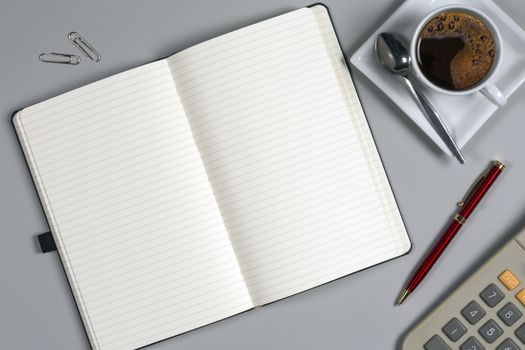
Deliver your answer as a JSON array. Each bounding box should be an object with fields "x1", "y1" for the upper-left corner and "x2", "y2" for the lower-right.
[{"x1": 417, "y1": 11, "x2": 496, "y2": 91}]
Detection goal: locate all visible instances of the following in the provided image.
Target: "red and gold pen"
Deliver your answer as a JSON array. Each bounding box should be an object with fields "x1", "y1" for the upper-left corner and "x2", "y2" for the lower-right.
[{"x1": 396, "y1": 160, "x2": 506, "y2": 305}]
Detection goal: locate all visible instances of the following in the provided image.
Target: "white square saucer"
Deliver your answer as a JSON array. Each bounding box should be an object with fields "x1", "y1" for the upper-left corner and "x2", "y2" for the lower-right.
[{"x1": 350, "y1": 0, "x2": 525, "y2": 156}]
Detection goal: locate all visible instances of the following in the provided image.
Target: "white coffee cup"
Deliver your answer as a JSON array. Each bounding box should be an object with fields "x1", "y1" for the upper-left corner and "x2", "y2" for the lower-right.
[{"x1": 410, "y1": 5, "x2": 507, "y2": 106}]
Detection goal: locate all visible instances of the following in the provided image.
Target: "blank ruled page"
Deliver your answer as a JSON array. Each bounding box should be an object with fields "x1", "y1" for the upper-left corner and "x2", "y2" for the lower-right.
[
  {"x1": 168, "y1": 6, "x2": 411, "y2": 306},
  {"x1": 14, "y1": 60, "x2": 252, "y2": 350}
]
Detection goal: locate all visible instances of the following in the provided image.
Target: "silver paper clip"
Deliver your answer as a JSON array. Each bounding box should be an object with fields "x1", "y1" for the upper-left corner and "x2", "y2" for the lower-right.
[
  {"x1": 39, "y1": 52, "x2": 81, "y2": 65},
  {"x1": 68, "y1": 32, "x2": 101, "y2": 62}
]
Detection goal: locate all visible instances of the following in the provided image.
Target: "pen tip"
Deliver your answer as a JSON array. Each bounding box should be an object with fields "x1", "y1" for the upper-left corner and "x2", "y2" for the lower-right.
[{"x1": 395, "y1": 290, "x2": 410, "y2": 306}]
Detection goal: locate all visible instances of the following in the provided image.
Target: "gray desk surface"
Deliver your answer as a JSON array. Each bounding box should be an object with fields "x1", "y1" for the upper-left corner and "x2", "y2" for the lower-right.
[{"x1": 1, "y1": 0, "x2": 525, "y2": 349}]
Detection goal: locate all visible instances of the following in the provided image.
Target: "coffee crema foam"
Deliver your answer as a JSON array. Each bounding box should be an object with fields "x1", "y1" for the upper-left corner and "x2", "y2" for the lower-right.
[{"x1": 417, "y1": 11, "x2": 496, "y2": 91}]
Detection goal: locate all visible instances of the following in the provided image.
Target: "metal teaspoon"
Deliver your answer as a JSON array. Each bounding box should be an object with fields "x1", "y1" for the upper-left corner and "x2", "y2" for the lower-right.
[{"x1": 375, "y1": 32, "x2": 465, "y2": 164}]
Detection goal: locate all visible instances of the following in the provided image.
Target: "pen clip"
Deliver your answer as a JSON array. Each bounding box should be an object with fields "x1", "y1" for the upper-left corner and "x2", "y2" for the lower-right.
[{"x1": 457, "y1": 170, "x2": 489, "y2": 207}]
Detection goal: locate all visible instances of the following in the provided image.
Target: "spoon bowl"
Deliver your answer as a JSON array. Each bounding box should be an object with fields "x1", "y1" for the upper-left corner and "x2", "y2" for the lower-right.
[{"x1": 375, "y1": 33, "x2": 411, "y2": 77}]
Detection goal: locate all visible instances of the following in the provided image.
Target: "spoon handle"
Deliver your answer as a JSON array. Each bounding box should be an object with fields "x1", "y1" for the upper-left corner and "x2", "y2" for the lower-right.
[{"x1": 402, "y1": 77, "x2": 465, "y2": 164}]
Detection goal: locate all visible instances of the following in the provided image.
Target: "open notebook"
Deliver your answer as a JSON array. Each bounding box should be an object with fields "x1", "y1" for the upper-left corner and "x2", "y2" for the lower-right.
[{"x1": 13, "y1": 5, "x2": 410, "y2": 350}]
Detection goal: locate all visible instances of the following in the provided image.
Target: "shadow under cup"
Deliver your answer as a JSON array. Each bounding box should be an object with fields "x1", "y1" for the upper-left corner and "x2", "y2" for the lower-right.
[{"x1": 414, "y1": 8, "x2": 500, "y2": 94}]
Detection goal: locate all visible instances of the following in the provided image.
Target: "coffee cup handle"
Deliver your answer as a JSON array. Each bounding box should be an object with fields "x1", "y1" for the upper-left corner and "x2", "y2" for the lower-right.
[{"x1": 481, "y1": 84, "x2": 507, "y2": 107}]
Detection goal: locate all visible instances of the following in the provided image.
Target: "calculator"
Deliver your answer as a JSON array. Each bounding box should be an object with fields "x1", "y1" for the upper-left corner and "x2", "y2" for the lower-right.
[{"x1": 403, "y1": 228, "x2": 525, "y2": 350}]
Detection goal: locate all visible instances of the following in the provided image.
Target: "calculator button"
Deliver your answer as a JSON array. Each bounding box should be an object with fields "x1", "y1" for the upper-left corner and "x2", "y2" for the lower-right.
[
  {"x1": 516, "y1": 289, "x2": 525, "y2": 307},
  {"x1": 480, "y1": 283, "x2": 505, "y2": 307},
  {"x1": 496, "y1": 338, "x2": 521, "y2": 350},
  {"x1": 499, "y1": 270, "x2": 521, "y2": 290},
  {"x1": 460, "y1": 336, "x2": 485, "y2": 350},
  {"x1": 462, "y1": 301, "x2": 486, "y2": 325},
  {"x1": 498, "y1": 302, "x2": 523, "y2": 326},
  {"x1": 424, "y1": 335, "x2": 452, "y2": 350},
  {"x1": 443, "y1": 318, "x2": 467, "y2": 342},
  {"x1": 478, "y1": 319, "x2": 503, "y2": 343},
  {"x1": 515, "y1": 323, "x2": 525, "y2": 344}
]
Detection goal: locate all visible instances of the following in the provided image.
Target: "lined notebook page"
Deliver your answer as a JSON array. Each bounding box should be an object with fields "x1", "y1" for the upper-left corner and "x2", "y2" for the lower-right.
[
  {"x1": 14, "y1": 61, "x2": 252, "y2": 350},
  {"x1": 168, "y1": 6, "x2": 411, "y2": 305}
]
